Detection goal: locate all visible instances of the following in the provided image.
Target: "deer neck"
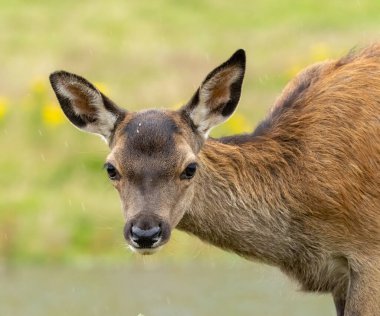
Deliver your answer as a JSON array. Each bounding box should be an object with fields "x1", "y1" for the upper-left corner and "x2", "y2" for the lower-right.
[{"x1": 177, "y1": 137, "x2": 299, "y2": 265}]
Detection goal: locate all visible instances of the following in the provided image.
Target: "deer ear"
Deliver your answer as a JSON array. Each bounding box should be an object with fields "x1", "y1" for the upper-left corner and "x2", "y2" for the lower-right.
[
  {"x1": 49, "y1": 71, "x2": 125, "y2": 143},
  {"x1": 181, "y1": 49, "x2": 245, "y2": 138}
]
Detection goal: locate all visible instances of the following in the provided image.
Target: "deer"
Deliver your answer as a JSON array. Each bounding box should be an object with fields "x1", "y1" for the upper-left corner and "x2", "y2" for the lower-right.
[{"x1": 50, "y1": 44, "x2": 380, "y2": 316}]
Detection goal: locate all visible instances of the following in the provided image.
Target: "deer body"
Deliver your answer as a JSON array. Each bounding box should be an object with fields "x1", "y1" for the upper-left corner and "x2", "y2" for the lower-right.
[{"x1": 50, "y1": 45, "x2": 380, "y2": 315}]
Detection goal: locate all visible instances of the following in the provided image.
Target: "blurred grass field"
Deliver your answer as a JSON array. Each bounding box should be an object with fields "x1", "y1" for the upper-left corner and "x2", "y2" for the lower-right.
[{"x1": 0, "y1": 0, "x2": 379, "y2": 266}]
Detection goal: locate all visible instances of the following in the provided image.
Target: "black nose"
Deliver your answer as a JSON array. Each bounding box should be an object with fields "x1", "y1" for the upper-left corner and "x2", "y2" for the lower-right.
[{"x1": 130, "y1": 225, "x2": 162, "y2": 248}]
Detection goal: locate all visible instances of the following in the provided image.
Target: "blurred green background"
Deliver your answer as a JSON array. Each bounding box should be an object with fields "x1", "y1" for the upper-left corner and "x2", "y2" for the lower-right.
[{"x1": 0, "y1": 0, "x2": 379, "y2": 315}]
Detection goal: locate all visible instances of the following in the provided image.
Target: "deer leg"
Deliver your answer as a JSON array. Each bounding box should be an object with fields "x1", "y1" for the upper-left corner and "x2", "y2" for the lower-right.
[
  {"x1": 332, "y1": 280, "x2": 348, "y2": 316},
  {"x1": 345, "y1": 260, "x2": 380, "y2": 316},
  {"x1": 333, "y1": 293, "x2": 346, "y2": 316}
]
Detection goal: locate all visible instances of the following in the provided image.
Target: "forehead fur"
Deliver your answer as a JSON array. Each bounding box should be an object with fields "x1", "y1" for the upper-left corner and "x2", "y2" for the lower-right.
[{"x1": 124, "y1": 110, "x2": 179, "y2": 156}]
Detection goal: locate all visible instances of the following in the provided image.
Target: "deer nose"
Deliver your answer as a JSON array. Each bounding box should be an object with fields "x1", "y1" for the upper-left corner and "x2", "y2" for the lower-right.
[{"x1": 130, "y1": 225, "x2": 162, "y2": 248}]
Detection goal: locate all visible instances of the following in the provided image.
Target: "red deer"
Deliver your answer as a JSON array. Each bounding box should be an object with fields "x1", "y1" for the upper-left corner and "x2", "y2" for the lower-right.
[{"x1": 50, "y1": 45, "x2": 380, "y2": 315}]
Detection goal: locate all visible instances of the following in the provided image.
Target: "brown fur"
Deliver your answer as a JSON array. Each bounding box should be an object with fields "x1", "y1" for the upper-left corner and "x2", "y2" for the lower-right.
[
  {"x1": 50, "y1": 45, "x2": 380, "y2": 315},
  {"x1": 180, "y1": 45, "x2": 380, "y2": 315}
]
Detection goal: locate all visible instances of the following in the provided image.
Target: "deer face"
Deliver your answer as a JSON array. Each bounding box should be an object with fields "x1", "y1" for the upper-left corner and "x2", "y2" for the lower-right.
[
  {"x1": 50, "y1": 49, "x2": 245, "y2": 254},
  {"x1": 105, "y1": 109, "x2": 201, "y2": 254}
]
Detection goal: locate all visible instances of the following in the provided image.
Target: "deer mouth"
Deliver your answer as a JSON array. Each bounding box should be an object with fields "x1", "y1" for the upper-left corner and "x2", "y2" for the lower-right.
[
  {"x1": 128, "y1": 235, "x2": 171, "y2": 255},
  {"x1": 128, "y1": 244, "x2": 164, "y2": 255}
]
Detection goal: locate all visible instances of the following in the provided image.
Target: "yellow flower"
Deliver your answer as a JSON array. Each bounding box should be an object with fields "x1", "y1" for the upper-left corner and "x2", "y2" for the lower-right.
[
  {"x1": 0, "y1": 97, "x2": 9, "y2": 120},
  {"x1": 170, "y1": 100, "x2": 185, "y2": 110},
  {"x1": 286, "y1": 64, "x2": 303, "y2": 79},
  {"x1": 42, "y1": 102, "x2": 65, "y2": 126},
  {"x1": 310, "y1": 42, "x2": 331, "y2": 62},
  {"x1": 31, "y1": 78, "x2": 47, "y2": 95},
  {"x1": 94, "y1": 82, "x2": 109, "y2": 95},
  {"x1": 223, "y1": 113, "x2": 251, "y2": 134}
]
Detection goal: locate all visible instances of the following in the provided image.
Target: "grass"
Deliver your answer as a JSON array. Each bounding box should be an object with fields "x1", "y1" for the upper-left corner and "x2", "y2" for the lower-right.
[{"x1": 0, "y1": 0, "x2": 379, "y2": 264}]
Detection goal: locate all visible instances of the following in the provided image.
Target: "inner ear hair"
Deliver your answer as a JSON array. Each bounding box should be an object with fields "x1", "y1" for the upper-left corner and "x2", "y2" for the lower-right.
[
  {"x1": 50, "y1": 71, "x2": 102, "y2": 116},
  {"x1": 204, "y1": 69, "x2": 234, "y2": 101},
  {"x1": 200, "y1": 65, "x2": 244, "y2": 115},
  {"x1": 61, "y1": 81, "x2": 100, "y2": 116},
  {"x1": 50, "y1": 70, "x2": 125, "y2": 143},
  {"x1": 181, "y1": 49, "x2": 246, "y2": 137}
]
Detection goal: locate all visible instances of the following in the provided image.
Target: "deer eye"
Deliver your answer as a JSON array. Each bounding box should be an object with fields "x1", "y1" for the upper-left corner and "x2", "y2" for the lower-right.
[
  {"x1": 104, "y1": 163, "x2": 119, "y2": 180},
  {"x1": 180, "y1": 163, "x2": 197, "y2": 180}
]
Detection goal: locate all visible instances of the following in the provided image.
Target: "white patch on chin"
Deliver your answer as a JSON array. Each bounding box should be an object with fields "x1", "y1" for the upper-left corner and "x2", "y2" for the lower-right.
[{"x1": 128, "y1": 245, "x2": 162, "y2": 255}]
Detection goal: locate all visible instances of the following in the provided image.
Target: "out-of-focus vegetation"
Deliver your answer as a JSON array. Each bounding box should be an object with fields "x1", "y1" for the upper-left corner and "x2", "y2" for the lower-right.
[{"x1": 1, "y1": 0, "x2": 379, "y2": 265}]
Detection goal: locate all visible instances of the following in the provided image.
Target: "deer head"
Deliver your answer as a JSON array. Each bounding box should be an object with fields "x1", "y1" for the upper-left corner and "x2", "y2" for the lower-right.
[{"x1": 50, "y1": 49, "x2": 245, "y2": 254}]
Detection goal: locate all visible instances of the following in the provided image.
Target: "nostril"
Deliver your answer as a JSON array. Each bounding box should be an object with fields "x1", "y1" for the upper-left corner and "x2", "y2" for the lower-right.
[
  {"x1": 130, "y1": 226, "x2": 139, "y2": 242},
  {"x1": 152, "y1": 227, "x2": 162, "y2": 241},
  {"x1": 130, "y1": 225, "x2": 162, "y2": 244}
]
